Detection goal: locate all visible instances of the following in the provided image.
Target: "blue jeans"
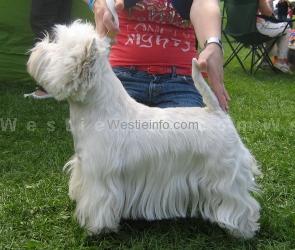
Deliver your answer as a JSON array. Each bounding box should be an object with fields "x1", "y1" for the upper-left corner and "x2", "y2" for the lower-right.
[{"x1": 113, "y1": 67, "x2": 204, "y2": 108}]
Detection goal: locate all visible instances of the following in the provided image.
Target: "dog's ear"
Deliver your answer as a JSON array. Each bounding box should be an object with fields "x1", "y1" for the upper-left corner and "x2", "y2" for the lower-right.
[
  {"x1": 73, "y1": 38, "x2": 97, "y2": 77},
  {"x1": 66, "y1": 37, "x2": 98, "y2": 101}
]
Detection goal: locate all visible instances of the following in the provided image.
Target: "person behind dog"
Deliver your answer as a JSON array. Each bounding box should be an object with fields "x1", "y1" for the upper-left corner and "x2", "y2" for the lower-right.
[
  {"x1": 84, "y1": 0, "x2": 230, "y2": 112},
  {"x1": 276, "y1": 0, "x2": 290, "y2": 21},
  {"x1": 25, "y1": 0, "x2": 72, "y2": 99},
  {"x1": 257, "y1": 0, "x2": 292, "y2": 73}
]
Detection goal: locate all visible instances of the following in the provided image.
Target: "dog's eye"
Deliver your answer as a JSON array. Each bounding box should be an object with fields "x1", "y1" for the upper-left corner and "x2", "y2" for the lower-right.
[{"x1": 48, "y1": 33, "x2": 56, "y2": 43}]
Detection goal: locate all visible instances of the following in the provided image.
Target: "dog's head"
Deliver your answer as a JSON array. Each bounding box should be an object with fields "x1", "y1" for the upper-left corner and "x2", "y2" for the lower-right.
[{"x1": 27, "y1": 21, "x2": 109, "y2": 101}]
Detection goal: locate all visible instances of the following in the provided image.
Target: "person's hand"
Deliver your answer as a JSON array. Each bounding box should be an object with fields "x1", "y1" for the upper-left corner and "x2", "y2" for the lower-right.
[
  {"x1": 93, "y1": 0, "x2": 124, "y2": 37},
  {"x1": 196, "y1": 44, "x2": 230, "y2": 112}
]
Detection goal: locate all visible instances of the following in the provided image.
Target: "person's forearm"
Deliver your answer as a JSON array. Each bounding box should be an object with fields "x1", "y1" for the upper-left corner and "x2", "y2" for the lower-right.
[
  {"x1": 190, "y1": 0, "x2": 221, "y2": 48},
  {"x1": 258, "y1": 0, "x2": 273, "y2": 16}
]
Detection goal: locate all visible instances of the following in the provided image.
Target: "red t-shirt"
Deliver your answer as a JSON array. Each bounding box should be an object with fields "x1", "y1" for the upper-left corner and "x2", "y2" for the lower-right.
[{"x1": 110, "y1": 0, "x2": 197, "y2": 75}]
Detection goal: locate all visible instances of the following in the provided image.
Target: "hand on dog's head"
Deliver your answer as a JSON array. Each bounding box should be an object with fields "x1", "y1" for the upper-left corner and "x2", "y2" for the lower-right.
[{"x1": 27, "y1": 21, "x2": 107, "y2": 102}]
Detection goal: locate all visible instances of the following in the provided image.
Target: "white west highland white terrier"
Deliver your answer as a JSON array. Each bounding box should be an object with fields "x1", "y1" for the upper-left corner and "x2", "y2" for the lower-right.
[{"x1": 27, "y1": 21, "x2": 261, "y2": 239}]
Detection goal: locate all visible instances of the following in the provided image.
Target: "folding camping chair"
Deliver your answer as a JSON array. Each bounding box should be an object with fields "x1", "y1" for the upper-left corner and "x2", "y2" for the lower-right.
[{"x1": 222, "y1": 0, "x2": 291, "y2": 74}]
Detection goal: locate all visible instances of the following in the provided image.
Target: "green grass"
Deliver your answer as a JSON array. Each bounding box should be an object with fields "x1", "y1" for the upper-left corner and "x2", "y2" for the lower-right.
[{"x1": 1, "y1": 49, "x2": 295, "y2": 249}]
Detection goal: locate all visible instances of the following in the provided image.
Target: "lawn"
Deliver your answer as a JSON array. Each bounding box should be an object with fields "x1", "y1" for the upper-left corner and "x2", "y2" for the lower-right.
[{"x1": 0, "y1": 47, "x2": 295, "y2": 249}]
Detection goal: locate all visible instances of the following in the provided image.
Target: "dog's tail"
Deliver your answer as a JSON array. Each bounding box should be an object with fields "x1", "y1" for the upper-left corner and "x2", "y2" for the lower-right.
[{"x1": 192, "y1": 58, "x2": 221, "y2": 112}]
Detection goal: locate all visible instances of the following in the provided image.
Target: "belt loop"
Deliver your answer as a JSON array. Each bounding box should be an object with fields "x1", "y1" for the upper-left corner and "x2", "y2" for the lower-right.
[
  {"x1": 129, "y1": 66, "x2": 136, "y2": 75},
  {"x1": 171, "y1": 66, "x2": 177, "y2": 77}
]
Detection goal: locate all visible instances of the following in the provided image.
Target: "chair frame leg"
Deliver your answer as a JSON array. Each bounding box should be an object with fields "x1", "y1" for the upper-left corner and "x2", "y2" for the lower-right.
[{"x1": 223, "y1": 32, "x2": 248, "y2": 73}]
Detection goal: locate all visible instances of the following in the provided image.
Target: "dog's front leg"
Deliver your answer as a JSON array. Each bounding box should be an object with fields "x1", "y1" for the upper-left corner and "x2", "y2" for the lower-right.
[{"x1": 71, "y1": 161, "x2": 124, "y2": 235}]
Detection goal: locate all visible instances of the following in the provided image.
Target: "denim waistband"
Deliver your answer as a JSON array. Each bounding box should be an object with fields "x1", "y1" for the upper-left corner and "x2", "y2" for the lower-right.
[{"x1": 113, "y1": 65, "x2": 191, "y2": 77}]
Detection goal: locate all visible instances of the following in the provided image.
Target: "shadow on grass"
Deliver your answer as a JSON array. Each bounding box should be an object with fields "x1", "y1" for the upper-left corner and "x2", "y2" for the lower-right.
[{"x1": 83, "y1": 218, "x2": 258, "y2": 249}]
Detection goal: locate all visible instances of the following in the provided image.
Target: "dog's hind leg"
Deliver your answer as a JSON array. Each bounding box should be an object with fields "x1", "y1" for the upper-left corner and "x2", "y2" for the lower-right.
[{"x1": 197, "y1": 149, "x2": 260, "y2": 239}]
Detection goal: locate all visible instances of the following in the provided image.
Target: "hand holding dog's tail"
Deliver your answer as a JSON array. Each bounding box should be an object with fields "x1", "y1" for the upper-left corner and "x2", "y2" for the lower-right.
[{"x1": 192, "y1": 58, "x2": 223, "y2": 112}]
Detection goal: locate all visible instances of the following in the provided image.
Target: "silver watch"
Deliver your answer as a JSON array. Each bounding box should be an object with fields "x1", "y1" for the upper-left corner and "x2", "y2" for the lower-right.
[{"x1": 204, "y1": 37, "x2": 223, "y2": 51}]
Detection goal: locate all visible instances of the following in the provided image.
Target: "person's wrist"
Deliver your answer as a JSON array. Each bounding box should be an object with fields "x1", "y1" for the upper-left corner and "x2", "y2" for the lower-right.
[
  {"x1": 203, "y1": 37, "x2": 223, "y2": 54},
  {"x1": 205, "y1": 43, "x2": 223, "y2": 53}
]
